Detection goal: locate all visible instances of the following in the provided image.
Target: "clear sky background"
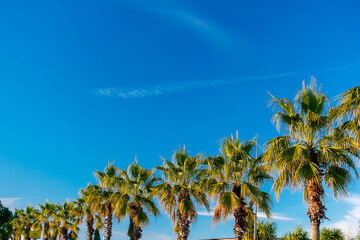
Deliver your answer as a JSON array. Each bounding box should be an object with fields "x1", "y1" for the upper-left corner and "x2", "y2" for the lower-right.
[{"x1": 1, "y1": 0, "x2": 360, "y2": 239}]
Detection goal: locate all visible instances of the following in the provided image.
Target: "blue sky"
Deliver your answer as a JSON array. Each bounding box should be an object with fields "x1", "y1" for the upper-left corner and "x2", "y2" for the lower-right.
[{"x1": 1, "y1": 0, "x2": 360, "y2": 239}]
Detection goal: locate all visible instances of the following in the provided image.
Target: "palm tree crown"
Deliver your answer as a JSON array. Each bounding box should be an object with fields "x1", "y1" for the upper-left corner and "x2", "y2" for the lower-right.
[{"x1": 330, "y1": 86, "x2": 360, "y2": 144}]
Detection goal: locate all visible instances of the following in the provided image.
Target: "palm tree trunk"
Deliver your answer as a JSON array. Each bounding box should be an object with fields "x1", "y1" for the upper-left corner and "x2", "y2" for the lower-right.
[
  {"x1": 253, "y1": 204, "x2": 257, "y2": 240},
  {"x1": 104, "y1": 203, "x2": 113, "y2": 240},
  {"x1": 25, "y1": 225, "x2": 31, "y2": 240},
  {"x1": 233, "y1": 185, "x2": 248, "y2": 240},
  {"x1": 176, "y1": 210, "x2": 191, "y2": 240},
  {"x1": 306, "y1": 180, "x2": 326, "y2": 240},
  {"x1": 311, "y1": 223, "x2": 320, "y2": 240},
  {"x1": 86, "y1": 215, "x2": 95, "y2": 240},
  {"x1": 61, "y1": 227, "x2": 69, "y2": 240},
  {"x1": 129, "y1": 217, "x2": 142, "y2": 240},
  {"x1": 129, "y1": 206, "x2": 143, "y2": 240},
  {"x1": 43, "y1": 221, "x2": 50, "y2": 240}
]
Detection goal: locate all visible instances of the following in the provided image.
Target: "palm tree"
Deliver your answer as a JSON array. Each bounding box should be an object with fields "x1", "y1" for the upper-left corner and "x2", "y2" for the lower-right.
[
  {"x1": 244, "y1": 218, "x2": 276, "y2": 240},
  {"x1": 320, "y1": 227, "x2": 344, "y2": 240},
  {"x1": 11, "y1": 206, "x2": 41, "y2": 240},
  {"x1": 330, "y1": 86, "x2": 360, "y2": 144},
  {"x1": 113, "y1": 160, "x2": 160, "y2": 240},
  {"x1": 155, "y1": 146, "x2": 210, "y2": 240},
  {"x1": 49, "y1": 217, "x2": 61, "y2": 240},
  {"x1": 39, "y1": 201, "x2": 56, "y2": 240},
  {"x1": 256, "y1": 220, "x2": 277, "y2": 240},
  {"x1": 282, "y1": 225, "x2": 309, "y2": 240},
  {"x1": 93, "y1": 163, "x2": 123, "y2": 240},
  {"x1": 53, "y1": 201, "x2": 78, "y2": 240},
  {"x1": 264, "y1": 80, "x2": 359, "y2": 240},
  {"x1": 202, "y1": 135, "x2": 272, "y2": 240},
  {"x1": 75, "y1": 185, "x2": 103, "y2": 240}
]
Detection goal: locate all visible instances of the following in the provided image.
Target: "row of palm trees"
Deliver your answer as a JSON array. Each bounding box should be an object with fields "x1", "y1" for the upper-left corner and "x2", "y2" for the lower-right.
[{"x1": 10, "y1": 81, "x2": 360, "y2": 240}]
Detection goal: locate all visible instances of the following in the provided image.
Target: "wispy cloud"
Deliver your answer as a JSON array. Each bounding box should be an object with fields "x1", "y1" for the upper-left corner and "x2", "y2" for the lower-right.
[
  {"x1": 197, "y1": 210, "x2": 295, "y2": 221},
  {"x1": 94, "y1": 72, "x2": 296, "y2": 99},
  {"x1": 325, "y1": 194, "x2": 360, "y2": 237},
  {"x1": 130, "y1": 1, "x2": 238, "y2": 50},
  {"x1": 94, "y1": 66, "x2": 349, "y2": 99},
  {"x1": 154, "y1": 9, "x2": 238, "y2": 50},
  {"x1": 0, "y1": 197, "x2": 21, "y2": 210}
]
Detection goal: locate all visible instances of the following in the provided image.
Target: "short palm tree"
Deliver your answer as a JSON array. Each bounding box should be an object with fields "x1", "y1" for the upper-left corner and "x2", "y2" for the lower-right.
[
  {"x1": 244, "y1": 218, "x2": 276, "y2": 240},
  {"x1": 53, "y1": 201, "x2": 78, "y2": 240},
  {"x1": 320, "y1": 227, "x2": 344, "y2": 240},
  {"x1": 49, "y1": 217, "x2": 61, "y2": 239},
  {"x1": 282, "y1": 225, "x2": 309, "y2": 240},
  {"x1": 256, "y1": 220, "x2": 277, "y2": 240},
  {"x1": 11, "y1": 206, "x2": 41, "y2": 240},
  {"x1": 94, "y1": 163, "x2": 123, "y2": 240},
  {"x1": 202, "y1": 135, "x2": 272, "y2": 240},
  {"x1": 264, "y1": 80, "x2": 359, "y2": 240},
  {"x1": 113, "y1": 161, "x2": 160, "y2": 240},
  {"x1": 75, "y1": 185, "x2": 103, "y2": 240},
  {"x1": 39, "y1": 201, "x2": 56, "y2": 240},
  {"x1": 155, "y1": 147, "x2": 210, "y2": 240}
]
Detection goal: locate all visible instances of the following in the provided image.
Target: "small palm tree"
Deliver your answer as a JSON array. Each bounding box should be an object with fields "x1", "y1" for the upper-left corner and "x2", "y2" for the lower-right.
[
  {"x1": 93, "y1": 163, "x2": 123, "y2": 240},
  {"x1": 113, "y1": 160, "x2": 161, "y2": 240},
  {"x1": 320, "y1": 227, "x2": 344, "y2": 240},
  {"x1": 11, "y1": 206, "x2": 41, "y2": 240},
  {"x1": 49, "y1": 217, "x2": 61, "y2": 239},
  {"x1": 202, "y1": 135, "x2": 272, "y2": 240},
  {"x1": 264, "y1": 80, "x2": 359, "y2": 240},
  {"x1": 74, "y1": 185, "x2": 103, "y2": 240},
  {"x1": 256, "y1": 220, "x2": 277, "y2": 240},
  {"x1": 283, "y1": 225, "x2": 309, "y2": 240},
  {"x1": 53, "y1": 201, "x2": 78, "y2": 240},
  {"x1": 39, "y1": 201, "x2": 56, "y2": 240},
  {"x1": 155, "y1": 147, "x2": 210, "y2": 240}
]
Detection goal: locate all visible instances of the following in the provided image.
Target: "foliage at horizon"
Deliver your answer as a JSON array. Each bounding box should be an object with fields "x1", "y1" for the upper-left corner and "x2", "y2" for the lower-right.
[
  {"x1": 320, "y1": 227, "x2": 344, "y2": 240},
  {"x1": 0, "y1": 201, "x2": 13, "y2": 240},
  {"x1": 282, "y1": 225, "x2": 309, "y2": 240}
]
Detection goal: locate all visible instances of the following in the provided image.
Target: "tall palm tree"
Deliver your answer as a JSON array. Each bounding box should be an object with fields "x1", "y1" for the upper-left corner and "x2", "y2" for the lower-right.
[
  {"x1": 330, "y1": 86, "x2": 360, "y2": 144},
  {"x1": 202, "y1": 135, "x2": 272, "y2": 240},
  {"x1": 74, "y1": 185, "x2": 103, "y2": 240},
  {"x1": 264, "y1": 80, "x2": 359, "y2": 240},
  {"x1": 155, "y1": 147, "x2": 210, "y2": 240},
  {"x1": 93, "y1": 163, "x2": 123, "y2": 240},
  {"x1": 113, "y1": 160, "x2": 160, "y2": 240},
  {"x1": 39, "y1": 201, "x2": 56, "y2": 240},
  {"x1": 11, "y1": 206, "x2": 41, "y2": 240}
]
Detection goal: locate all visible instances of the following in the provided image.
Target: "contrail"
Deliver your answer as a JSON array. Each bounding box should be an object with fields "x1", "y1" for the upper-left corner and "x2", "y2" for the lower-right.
[{"x1": 94, "y1": 65, "x2": 351, "y2": 99}]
